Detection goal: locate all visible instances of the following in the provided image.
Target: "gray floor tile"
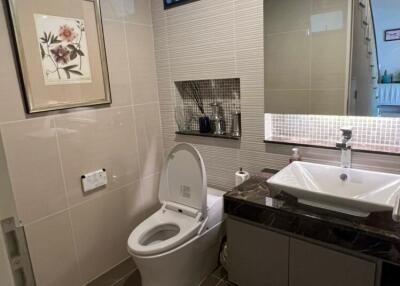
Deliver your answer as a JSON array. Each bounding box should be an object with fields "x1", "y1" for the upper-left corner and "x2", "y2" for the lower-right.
[
  {"x1": 88, "y1": 258, "x2": 136, "y2": 286},
  {"x1": 199, "y1": 275, "x2": 221, "y2": 286},
  {"x1": 120, "y1": 270, "x2": 141, "y2": 286},
  {"x1": 118, "y1": 266, "x2": 234, "y2": 286},
  {"x1": 212, "y1": 266, "x2": 228, "y2": 280}
]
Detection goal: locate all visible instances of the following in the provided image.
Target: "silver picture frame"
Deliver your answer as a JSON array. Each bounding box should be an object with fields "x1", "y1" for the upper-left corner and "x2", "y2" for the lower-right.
[{"x1": 5, "y1": 0, "x2": 112, "y2": 113}]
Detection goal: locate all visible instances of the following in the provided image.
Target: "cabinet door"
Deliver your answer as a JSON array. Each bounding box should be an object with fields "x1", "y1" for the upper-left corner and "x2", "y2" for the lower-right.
[
  {"x1": 227, "y1": 218, "x2": 289, "y2": 286},
  {"x1": 289, "y1": 238, "x2": 376, "y2": 286}
]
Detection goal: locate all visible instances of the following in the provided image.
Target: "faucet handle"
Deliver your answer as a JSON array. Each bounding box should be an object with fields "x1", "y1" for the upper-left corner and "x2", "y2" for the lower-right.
[
  {"x1": 340, "y1": 126, "x2": 353, "y2": 139},
  {"x1": 393, "y1": 195, "x2": 400, "y2": 222}
]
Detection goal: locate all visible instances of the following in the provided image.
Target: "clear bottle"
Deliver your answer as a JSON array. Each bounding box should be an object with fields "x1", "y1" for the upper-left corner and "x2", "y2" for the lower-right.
[
  {"x1": 210, "y1": 102, "x2": 224, "y2": 135},
  {"x1": 289, "y1": 148, "x2": 301, "y2": 163}
]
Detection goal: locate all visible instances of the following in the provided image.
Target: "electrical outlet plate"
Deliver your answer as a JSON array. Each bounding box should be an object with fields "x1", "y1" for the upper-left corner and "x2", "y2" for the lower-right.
[{"x1": 81, "y1": 169, "x2": 108, "y2": 193}]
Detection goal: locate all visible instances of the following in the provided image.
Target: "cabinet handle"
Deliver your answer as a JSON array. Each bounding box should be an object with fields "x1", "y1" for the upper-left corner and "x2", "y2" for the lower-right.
[{"x1": 393, "y1": 195, "x2": 400, "y2": 222}]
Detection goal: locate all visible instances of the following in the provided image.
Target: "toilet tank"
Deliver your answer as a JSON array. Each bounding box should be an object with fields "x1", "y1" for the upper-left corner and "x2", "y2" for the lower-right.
[{"x1": 206, "y1": 187, "x2": 225, "y2": 229}]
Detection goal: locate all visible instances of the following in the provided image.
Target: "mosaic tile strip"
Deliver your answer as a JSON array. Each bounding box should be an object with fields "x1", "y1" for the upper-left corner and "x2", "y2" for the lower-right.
[{"x1": 265, "y1": 114, "x2": 400, "y2": 153}]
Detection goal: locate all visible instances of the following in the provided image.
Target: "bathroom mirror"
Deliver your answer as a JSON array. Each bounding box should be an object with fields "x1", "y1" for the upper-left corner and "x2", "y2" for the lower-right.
[{"x1": 264, "y1": 0, "x2": 400, "y2": 118}]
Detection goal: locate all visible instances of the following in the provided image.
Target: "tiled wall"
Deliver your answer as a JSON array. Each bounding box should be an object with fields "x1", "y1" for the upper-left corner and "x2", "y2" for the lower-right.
[
  {"x1": 152, "y1": 0, "x2": 400, "y2": 193},
  {"x1": 0, "y1": 0, "x2": 162, "y2": 285}
]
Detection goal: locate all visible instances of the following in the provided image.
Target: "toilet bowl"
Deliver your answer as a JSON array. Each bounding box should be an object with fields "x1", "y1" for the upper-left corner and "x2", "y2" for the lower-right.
[{"x1": 127, "y1": 143, "x2": 226, "y2": 286}]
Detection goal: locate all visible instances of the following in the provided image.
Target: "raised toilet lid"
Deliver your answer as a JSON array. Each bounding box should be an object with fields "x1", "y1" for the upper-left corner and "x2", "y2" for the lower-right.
[{"x1": 159, "y1": 143, "x2": 207, "y2": 217}]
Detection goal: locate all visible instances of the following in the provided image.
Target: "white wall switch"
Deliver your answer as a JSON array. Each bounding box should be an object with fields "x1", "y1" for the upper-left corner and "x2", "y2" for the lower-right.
[{"x1": 81, "y1": 169, "x2": 108, "y2": 193}]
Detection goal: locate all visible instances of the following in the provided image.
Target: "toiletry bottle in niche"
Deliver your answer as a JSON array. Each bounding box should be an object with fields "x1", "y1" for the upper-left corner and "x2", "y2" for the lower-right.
[
  {"x1": 199, "y1": 114, "x2": 211, "y2": 133},
  {"x1": 289, "y1": 148, "x2": 301, "y2": 163},
  {"x1": 210, "y1": 102, "x2": 224, "y2": 135},
  {"x1": 231, "y1": 92, "x2": 241, "y2": 137}
]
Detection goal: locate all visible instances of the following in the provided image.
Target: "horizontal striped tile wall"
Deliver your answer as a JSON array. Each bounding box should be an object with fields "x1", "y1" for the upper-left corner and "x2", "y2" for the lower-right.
[{"x1": 151, "y1": 0, "x2": 400, "y2": 192}]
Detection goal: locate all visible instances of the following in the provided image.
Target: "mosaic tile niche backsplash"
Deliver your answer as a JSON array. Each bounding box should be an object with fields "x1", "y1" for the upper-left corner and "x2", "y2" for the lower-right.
[
  {"x1": 265, "y1": 114, "x2": 400, "y2": 154},
  {"x1": 175, "y1": 78, "x2": 240, "y2": 135}
]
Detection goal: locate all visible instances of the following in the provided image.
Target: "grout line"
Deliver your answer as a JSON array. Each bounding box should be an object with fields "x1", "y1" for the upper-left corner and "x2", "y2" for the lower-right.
[
  {"x1": 232, "y1": 0, "x2": 238, "y2": 78},
  {"x1": 23, "y1": 208, "x2": 69, "y2": 228},
  {"x1": 161, "y1": 8, "x2": 177, "y2": 136},
  {"x1": 53, "y1": 118, "x2": 71, "y2": 208},
  {"x1": 102, "y1": 17, "x2": 153, "y2": 28},
  {"x1": 121, "y1": 18, "x2": 148, "y2": 219},
  {"x1": 83, "y1": 256, "x2": 135, "y2": 286},
  {"x1": 265, "y1": 28, "x2": 310, "y2": 37},
  {"x1": 122, "y1": 19, "x2": 136, "y2": 107},
  {"x1": 147, "y1": 5, "x2": 167, "y2": 169},
  {"x1": 23, "y1": 179, "x2": 141, "y2": 227},
  {"x1": 133, "y1": 101, "x2": 160, "y2": 107},
  {"x1": 109, "y1": 269, "x2": 137, "y2": 286},
  {"x1": 0, "y1": 105, "x2": 135, "y2": 127},
  {"x1": 0, "y1": 128, "x2": 24, "y2": 226}
]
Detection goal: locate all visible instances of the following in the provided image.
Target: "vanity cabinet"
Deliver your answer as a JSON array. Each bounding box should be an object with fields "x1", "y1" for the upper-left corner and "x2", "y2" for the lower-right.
[
  {"x1": 227, "y1": 218, "x2": 377, "y2": 286},
  {"x1": 228, "y1": 218, "x2": 289, "y2": 286},
  {"x1": 289, "y1": 238, "x2": 376, "y2": 286}
]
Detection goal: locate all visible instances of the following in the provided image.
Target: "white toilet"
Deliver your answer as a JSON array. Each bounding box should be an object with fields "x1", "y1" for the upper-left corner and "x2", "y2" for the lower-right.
[{"x1": 127, "y1": 143, "x2": 226, "y2": 286}]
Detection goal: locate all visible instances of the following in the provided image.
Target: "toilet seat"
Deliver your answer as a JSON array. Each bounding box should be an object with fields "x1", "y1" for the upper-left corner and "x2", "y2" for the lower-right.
[
  {"x1": 128, "y1": 143, "x2": 209, "y2": 257},
  {"x1": 159, "y1": 143, "x2": 208, "y2": 217},
  {"x1": 128, "y1": 203, "x2": 203, "y2": 256}
]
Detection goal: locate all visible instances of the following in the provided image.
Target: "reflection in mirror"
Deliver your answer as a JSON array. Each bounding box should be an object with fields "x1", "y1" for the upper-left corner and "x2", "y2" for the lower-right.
[
  {"x1": 264, "y1": 0, "x2": 351, "y2": 115},
  {"x1": 265, "y1": 0, "x2": 400, "y2": 118},
  {"x1": 349, "y1": 0, "x2": 400, "y2": 117}
]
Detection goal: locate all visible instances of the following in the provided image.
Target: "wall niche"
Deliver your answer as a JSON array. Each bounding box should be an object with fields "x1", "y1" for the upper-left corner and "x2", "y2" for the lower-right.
[{"x1": 174, "y1": 78, "x2": 241, "y2": 140}]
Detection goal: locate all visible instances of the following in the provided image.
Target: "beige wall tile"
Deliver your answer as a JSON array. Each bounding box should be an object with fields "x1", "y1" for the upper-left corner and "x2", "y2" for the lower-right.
[
  {"x1": 125, "y1": 23, "x2": 159, "y2": 105},
  {"x1": 134, "y1": 103, "x2": 164, "y2": 178},
  {"x1": 312, "y1": 0, "x2": 348, "y2": 13},
  {"x1": 0, "y1": 0, "x2": 26, "y2": 123},
  {"x1": 235, "y1": 0, "x2": 264, "y2": 50},
  {"x1": 0, "y1": 1, "x2": 161, "y2": 284},
  {"x1": 55, "y1": 107, "x2": 140, "y2": 206},
  {"x1": 264, "y1": 0, "x2": 310, "y2": 35},
  {"x1": 103, "y1": 20, "x2": 132, "y2": 107},
  {"x1": 140, "y1": 173, "x2": 161, "y2": 217},
  {"x1": 310, "y1": 89, "x2": 346, "y2": 115},
  {"x1": 265, "y1": 89, "x2": 310, "y2": 114},
  {"x1": 166, "y1": 11, "x2": 235, "y2": 60},
  {"x1": 265, "y1": 31, "x2": 310, "y2": 90},
  {"x1": 124, "y1": 0, "x2": 153, "y2": 25},
  {"x1": 236, "y1": 48, "x2": 264, "y2": 98},
  {"x1": 70, "y1": 182, "x2": 142, "y2": 284},
  {"x1": 0, "y1": 118, "x2": 67, "y2": 224},
  {"x1": 169, "y1": 50, "x2": 236, "y2": 81},
  {"x1": 151, "y1": 0, "x2": 164, "y2": 18},
  {"x1": 25, "y1": 211, "x2": 81, "y2": 286},
  {"x1": 241, "y1": 97, "x2": 266, "y2": 147},
  {"x1": 100, "y1": 0, "x2": 126, "y2": 21},
  {"x1": 311, "y1": 30, "x2": 347, "y2": 89},
  {"x1": 162, "y1": 0, "x2": 236, "y2": 82}
]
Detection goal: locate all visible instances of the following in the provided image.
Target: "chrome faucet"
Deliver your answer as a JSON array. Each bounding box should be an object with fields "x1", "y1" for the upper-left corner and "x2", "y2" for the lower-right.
[{"x1": 336, "y1": 127, "x2": 353, "y2": 168}]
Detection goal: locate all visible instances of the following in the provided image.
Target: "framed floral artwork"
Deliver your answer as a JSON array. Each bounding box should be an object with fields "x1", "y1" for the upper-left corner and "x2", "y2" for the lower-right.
[{"x1": 5, "y1": 0, "x2": 111, "y2": 113}]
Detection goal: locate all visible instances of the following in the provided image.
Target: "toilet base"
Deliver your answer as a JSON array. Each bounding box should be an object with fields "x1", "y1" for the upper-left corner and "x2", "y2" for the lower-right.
[{"x1": 130, "y1": 221, "x2": 225, "y2": 286}]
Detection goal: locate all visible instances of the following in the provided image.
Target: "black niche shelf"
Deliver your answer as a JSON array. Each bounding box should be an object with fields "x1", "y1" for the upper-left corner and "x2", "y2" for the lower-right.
[{"x1": 176, "y1": 131, "x2": 240, "y2": 140}]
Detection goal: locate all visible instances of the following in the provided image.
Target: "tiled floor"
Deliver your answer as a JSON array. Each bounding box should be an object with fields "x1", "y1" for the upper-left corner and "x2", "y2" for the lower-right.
[{"x1": 120, "y1": 265, "x2": 235, "y2": 286}]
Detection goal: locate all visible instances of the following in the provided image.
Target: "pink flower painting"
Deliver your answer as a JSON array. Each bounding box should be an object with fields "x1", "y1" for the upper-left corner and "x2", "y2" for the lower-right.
[
  {"x1": 35, "y1": 14, "x2": 92, "y2": 85},
  {"x1": 58, "y1": 25, "x2": 77, "y2": 42}
]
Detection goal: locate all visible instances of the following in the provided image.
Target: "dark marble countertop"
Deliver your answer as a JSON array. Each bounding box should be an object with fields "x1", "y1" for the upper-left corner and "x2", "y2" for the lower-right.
[{"x1": 224, "y1": 170, "x2": 400, "y2": 265}]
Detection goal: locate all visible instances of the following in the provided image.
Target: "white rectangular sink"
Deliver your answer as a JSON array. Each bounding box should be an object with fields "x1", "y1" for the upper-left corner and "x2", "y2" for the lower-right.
[{"x1": 267, "y1": 161, "x2": 400, "y2": 217}]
